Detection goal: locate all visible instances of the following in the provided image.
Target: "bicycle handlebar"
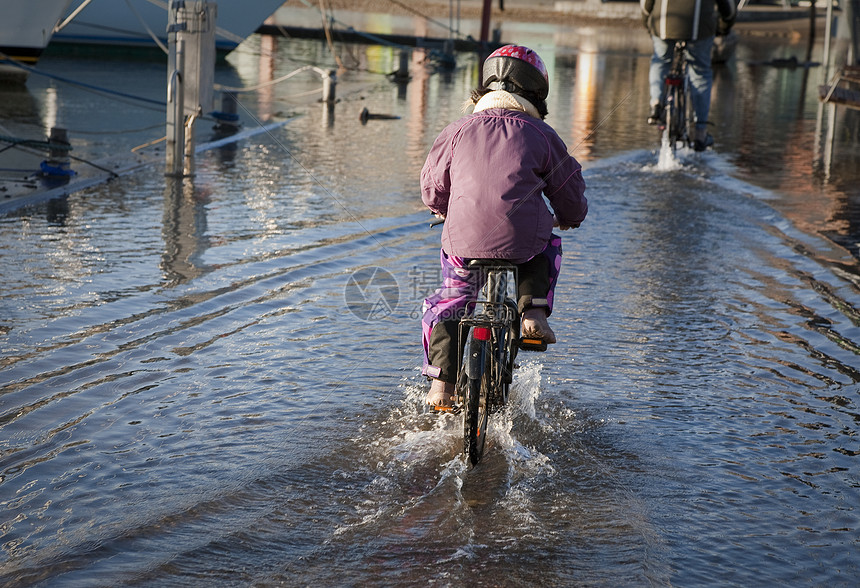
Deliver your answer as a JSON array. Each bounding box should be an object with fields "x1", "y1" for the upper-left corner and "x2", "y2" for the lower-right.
[{"x1": 429, "y1": 213, "x2": 578, "y2": 230}]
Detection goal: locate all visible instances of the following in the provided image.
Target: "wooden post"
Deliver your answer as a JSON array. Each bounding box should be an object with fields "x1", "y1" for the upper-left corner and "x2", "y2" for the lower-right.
[
  {"x1": 822, "y1": 0, "x2": 834, "y2": 82},
  {"x1": 480, "y1": 0, "x2": 492, "y2": 48},
  {"x1": 166, "y1": 3, "x2": 185, "y2": 177},
  {"x1": 45, "y1": 127, "x2": 72, "y2": 176},
  {"x1": 395, "y1": 49, "x2": 410, "y2": 80},
  {"x1": 805, "y1": 2, "x2": 816, "y2": 64},
  {"x1": 322, "y1": 69, "x2": 337, "y2": 103},
  {"x1": 166, "y1": 1, "x2": 216, "y2": 177}
]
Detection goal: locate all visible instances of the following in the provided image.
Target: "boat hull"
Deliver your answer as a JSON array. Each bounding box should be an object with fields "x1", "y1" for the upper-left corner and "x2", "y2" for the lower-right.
[
  {"x1": 51, "y1": 0, "x2": 286, "y2": 54},
  {"x1": 0, "y1": 0, "x2": 74, "y2": 81}
]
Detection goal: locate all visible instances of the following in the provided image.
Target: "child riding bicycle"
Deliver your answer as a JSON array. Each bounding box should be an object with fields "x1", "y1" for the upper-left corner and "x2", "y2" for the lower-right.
[{"x1": 419, "y1": 45, "x2": 588, "y2": 410}]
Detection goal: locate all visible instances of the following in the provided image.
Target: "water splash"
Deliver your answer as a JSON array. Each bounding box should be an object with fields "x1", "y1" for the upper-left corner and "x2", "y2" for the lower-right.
[
  {"x1": 491, "y1": 361, "x2": 557, "y2": 479},
  {"x1": 656, "y1": 132, "x2": 683, "y2": 171},
  {"x1": 325, "y1": 362, "x2": 558, "y2": 543}
]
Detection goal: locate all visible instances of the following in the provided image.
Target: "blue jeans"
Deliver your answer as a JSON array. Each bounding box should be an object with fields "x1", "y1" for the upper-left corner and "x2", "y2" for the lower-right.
[{"x1": 649, "y1": 36, "x2": 714, "y2": 130}]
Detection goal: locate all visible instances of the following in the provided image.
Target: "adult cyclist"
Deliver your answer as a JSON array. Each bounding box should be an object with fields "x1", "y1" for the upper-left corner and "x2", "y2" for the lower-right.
[{"x1": 642, "y1": 0, "x2": 736, "y2": 151}]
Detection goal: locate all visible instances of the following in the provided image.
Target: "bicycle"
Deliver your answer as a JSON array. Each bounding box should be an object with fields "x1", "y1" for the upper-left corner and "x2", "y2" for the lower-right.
[
  {"x1": 453, "y1": 260, "x2": 547, "y2": 465},
  {"x1": 658, "y1": 40, "x2": 694, "y2": 153}
]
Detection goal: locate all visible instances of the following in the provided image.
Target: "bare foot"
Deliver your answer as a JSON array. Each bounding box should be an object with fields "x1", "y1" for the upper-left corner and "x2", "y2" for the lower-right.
[
  {"x1": 521, "y1": 308, "x2": 556, "y2": 344},
  {"x1": 426, "y1": 378, "x2": 455, "y2": 411}
]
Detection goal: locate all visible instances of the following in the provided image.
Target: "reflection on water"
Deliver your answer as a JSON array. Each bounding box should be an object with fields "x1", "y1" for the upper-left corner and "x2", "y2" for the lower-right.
[
  {"x1": 161, "y1": 178, "x2": 211, "y2": 285},
  {"x1": 570, "y1": 43, "x2": 603, "y2": 160},
  {"x1": 2, "y1": 13, "x2": 860, "y2": 586}
]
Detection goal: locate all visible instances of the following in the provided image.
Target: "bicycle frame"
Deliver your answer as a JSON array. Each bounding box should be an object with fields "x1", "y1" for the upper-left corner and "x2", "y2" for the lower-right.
[
  {"x1": 458, "y1": 264, "x2": 518, "y2": 406},
  {"x1": 662, "y1": 40, "x2": 693, "y2": 151},
  {"x1": 456, "y1": 261, "x2": 519, "y2": 465}
]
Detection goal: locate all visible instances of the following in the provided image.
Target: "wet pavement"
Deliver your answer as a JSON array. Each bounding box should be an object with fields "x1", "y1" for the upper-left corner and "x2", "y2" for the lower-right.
[{"x1": 1, "y1": 5, "x2": 860, "y2": 586}]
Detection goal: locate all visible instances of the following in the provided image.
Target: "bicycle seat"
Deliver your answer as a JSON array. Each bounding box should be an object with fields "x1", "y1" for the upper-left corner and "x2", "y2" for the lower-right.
[{"x1": 467, "y1": 259, "x2": 516, "y2": 268}]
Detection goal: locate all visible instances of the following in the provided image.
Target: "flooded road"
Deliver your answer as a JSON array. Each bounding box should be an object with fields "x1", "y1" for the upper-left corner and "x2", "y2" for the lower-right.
[{"x1": 2, "y1": 13, "x2": 860, "y2": 587}]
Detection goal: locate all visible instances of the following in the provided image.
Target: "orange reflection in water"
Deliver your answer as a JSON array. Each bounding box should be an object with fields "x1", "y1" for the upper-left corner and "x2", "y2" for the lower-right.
[
  {"x1": 570, "y1": 46, "x2": 601, "y2": 162},
  {"x1": 257, "y1": 34, "x2": 277, "y2": 121}
]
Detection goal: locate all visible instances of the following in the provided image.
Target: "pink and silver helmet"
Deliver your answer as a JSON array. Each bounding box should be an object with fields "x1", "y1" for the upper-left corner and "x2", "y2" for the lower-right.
[{"x1": 482, "y1": 45, "x2": 549, "y2": 101}]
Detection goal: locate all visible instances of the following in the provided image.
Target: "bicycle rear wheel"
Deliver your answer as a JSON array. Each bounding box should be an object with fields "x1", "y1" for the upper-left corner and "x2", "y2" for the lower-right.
[
  {"x1": 677, "y1": 80, "x2": 691, "y2": 148},
  {"x1": 495, "y1": 314, "x2": 518, "y2": 410},
  {"x1": 463, "y1": 336, "x2": 490, "y2": 465},
  {"x1": 665, "y1": 86, "x2": 682, "y2": 151}
]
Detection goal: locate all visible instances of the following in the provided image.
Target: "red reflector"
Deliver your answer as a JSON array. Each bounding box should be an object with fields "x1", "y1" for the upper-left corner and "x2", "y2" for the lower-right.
[
  {"x1": 473, "y1": 327, "x2": 491, "y2": 341},
  {"x1": 665, "y1": 77, "x2": 682, "y2": 86}
]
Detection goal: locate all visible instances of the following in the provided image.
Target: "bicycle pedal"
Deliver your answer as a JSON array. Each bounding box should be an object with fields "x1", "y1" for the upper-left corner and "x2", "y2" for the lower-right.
[
  {"x1": 429, "y1": 404, "x2": 454, "y2": 414},
  {"x1": 518, "y1": 337, "x2": 547, "y2": 352},
  {"x1": 429, "y1": 403, "x2": 461, "y2": 415}
]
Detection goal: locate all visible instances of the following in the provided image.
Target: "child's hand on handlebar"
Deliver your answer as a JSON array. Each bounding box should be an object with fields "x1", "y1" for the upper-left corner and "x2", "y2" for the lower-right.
[{"x1": 553, "y1": 216, "x2": 579, "y2": 230}]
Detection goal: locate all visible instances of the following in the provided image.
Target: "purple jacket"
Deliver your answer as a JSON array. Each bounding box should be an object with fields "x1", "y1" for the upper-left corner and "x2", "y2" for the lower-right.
[{"x1": 421, "y1": 108, "x2": 587, "y2": 262}]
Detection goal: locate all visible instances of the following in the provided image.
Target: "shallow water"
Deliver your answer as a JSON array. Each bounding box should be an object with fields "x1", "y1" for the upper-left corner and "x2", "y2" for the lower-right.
[{"x1": 2, "y1": 12, "x2": 860, "y2": 587}]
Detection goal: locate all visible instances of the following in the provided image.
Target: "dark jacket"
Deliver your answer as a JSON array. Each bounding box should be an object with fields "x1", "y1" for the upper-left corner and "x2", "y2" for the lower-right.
[
  {"x1": 421, "y1": 108, "x2": 587, "y2": 262},
  {"x1": 641, "y1": 0, "x2": 737, "y2": 41}
]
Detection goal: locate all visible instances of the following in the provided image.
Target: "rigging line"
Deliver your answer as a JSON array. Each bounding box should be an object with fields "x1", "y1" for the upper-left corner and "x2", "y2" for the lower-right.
[
  {"x1": 304, "y1": 0, "x2": 462, "y2": 39},
  {"x1": 319, "y1": 0, "x2": 347, "y2": 71},
  {"x1": 232, "y1": 98, "x2": 399, "y2": 259},
  {"x1": 76, "y1": 90, "x2": 166, "y2": 114},
  {"x1": 296, "y1": 0, "x2": 458, "y2": 51},
  {"x1": 60, "y1": 122, "x2": 165, "y2": 135},
  {"x1": 54, "y1": 0, "x2": 94, "y2": 32},
  {"x1": 342, "y1": 22, "x2": 425, "y2": 52},
  {"x1": 132, "y1": 135, "x2": 166, "y2": 152},
  {"x1": 0, "y1": 135, "x2": 72, "y2": 152},
  {"x1": 278, "y1": 87, "x2": 325, "y2": 100},
  {"x1": 144, "y1": 0, "x2": 244, "y2": 44},
  {"x1": 215, "y1": 65, "x2": 328, "y2": 93},
  {"x1": 127, "y1": 0, "x2": 169, "y2": 54},
  {"x1": 329, "y1": 24, "x2": 409, "y2": 51},
  {"x1": 66, "y1": 153, "x2": 121, "y2": 178},
  {"x1": 383, "y1": 0, "x2": 463, "y2": 37},
  {"x1": 0, "y1": 53, "x2": 166, "y2": 108},
  {"x1": 0, "y1": 134, "x2": 122, "y2": 177}
]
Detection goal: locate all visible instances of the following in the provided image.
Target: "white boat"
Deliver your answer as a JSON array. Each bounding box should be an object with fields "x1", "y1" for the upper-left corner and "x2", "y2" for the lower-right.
[
  {"x1": 51, "y1": 0, "x2": 287, "y2": 54},
  {"x1": 0, "y1": 0, "x2": 75, "y2": 81}
]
